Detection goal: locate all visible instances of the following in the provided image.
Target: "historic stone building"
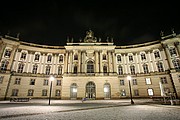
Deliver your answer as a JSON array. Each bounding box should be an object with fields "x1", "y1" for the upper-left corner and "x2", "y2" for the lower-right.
[{"x1": 0, "y1": 30, "x2": 180, "y2": 100}]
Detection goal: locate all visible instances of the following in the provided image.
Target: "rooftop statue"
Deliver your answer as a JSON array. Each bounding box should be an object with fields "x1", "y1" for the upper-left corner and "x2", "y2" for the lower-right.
[{"x1": 84, "y1": 30, "x2": 97, "y2": 43}]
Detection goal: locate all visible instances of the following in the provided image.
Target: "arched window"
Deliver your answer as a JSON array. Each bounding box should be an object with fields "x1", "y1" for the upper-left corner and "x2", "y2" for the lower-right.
[
  {"x1": 157, "y1": 62, "x2": 164, "y2": 72},
  {"x1": 103, "y1": 65, "x2": 107, "y2": 73},
  {"x1": 34, "y1": 54, "x2": 40, "y2": 61},
  {"x1": 143, "y1": 64, "x2": 149, "y2": 74},
  {"x1": 45, "y1": 66, "x2": 51, "y2": 75},
  {"x1": 117, "y1": 55, "x2": 121, "y2": 62},
  {"x1": 59, "y1": 55, "x2": 63, "y2": 62},
  {"x1": 103, "y1": 54, "x2": 106, "y2": 60},
  {"x1": 4, "y1": 49, "x2": 11, "y2": 57},
  {"x1": 20, "y1": 52, "x2": 27, "y2": 60},
  {"x1": 0, "y1": 60, "x2": 9, "y2": 72},
  {"x1": 173, "y1": 59, "x2": 180, "y2": 69},
  {"x1": 58, "y1": 66, "x2": 62, "y2": 75},
  {"x1": 87, "y1": 61, "x2": 94, "y2": 73},
  {"x1": 74, "y1": 65, "x2": 78, "y2": 74},
  {"x1": 47, "y1": 55, "x2": 52, "y2": 62},
  {"x1": 74, "y1": 54, "x2": 78, "y2": 60},
  {"x1": 141, "y1": 53, "x2": 146, "y2": 60},
  {"x1": 130, "y1": 65, "x2": 135, "y2": 75},
  {"x1": 17, "y1": 63, "x2": 24, "y2": 73},
  {"x1": 32, "y1": 64, "x2": 38, "y2": 74},
  {"x1": 154, "y1": 51, "x2": 160, "y2": 58},
  {"x1": 118, "y1": 65, "x2": 123, "y2": 75}
]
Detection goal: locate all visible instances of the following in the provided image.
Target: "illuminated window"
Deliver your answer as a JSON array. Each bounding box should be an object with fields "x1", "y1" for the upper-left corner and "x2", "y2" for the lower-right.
[
  {"x1": 147, "y1": 88, "x2": 154, "y2": 96},
  {"x1": 145, "y1": 78, "x2": 151, "y2": 85},
  {"x1": 121, "y1": 89, "x2": 126, "y2": 96}
]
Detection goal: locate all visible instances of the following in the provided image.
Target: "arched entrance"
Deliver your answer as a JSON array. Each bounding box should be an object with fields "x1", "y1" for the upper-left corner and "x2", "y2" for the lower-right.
[
  {"x1": 70, "y1": 83, "x2": 77, "y2": 99},
  {"x1": 104, "y1": 83, "x2": 111, "y2": 99},
  {"x1": 86, "y1": 82, "x2": 96, "y2": 99}
]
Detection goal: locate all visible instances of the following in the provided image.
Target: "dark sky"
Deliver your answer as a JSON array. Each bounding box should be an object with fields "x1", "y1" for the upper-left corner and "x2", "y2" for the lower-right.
[{"x1": 0, "y1": 1, "x2": 180, "y2": 46}]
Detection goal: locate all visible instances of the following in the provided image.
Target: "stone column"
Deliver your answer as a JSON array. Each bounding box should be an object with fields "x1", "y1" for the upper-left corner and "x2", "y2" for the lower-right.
[
  {"x1": 69, "y1": 51, "x2": 73, "y2": 73},
  {"x1": 163, "y1": 44, "x2": 174, "y2": 69},
  {"x1": 82, "y1": 51, "x2": 86, "y2": 73},
  {"x1": 78, "y1": 50, "x2": 81, "y2": 73},
  {"x1": 112, "y1": 52, "x2": 117, "y2": 73},
  {"x1": 95, "y1": 51, "x2": 99, "y2": 73},
  {"x1": 108, "y1": 51, "x2": 112, "y2": 73},
  {"x1": 64, "y1": 51, "x2": 69, "y2": 73},
  {"x1": 7, "y1": 46, "x2": 18, "y2": 72},
  {"x1": 0, "y1": 43, "x2": 6, "y2": 60},
  {"x1": 99, "y1": 51, "x2": 102, "y2": 73}
]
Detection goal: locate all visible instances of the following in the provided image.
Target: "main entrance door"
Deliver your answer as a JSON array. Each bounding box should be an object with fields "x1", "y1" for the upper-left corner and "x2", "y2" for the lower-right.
[{"x1": 86, "y1": 82, "x2": 96, "y2": 99}]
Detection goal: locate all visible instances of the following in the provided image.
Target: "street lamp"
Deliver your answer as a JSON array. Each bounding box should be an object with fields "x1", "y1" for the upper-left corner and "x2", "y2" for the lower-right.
[
  {"x1": 49, "y1": 76, "x2": 54, "y2": 105},
  {"x1": 127, "y1": 75, "x2": 134, "y2": 104}
]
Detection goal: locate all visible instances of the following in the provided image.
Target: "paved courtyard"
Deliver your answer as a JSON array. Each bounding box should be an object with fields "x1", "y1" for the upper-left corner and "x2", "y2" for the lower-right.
[{"x1": 0, "y1": 99, "x2": 180, "y2": 120}]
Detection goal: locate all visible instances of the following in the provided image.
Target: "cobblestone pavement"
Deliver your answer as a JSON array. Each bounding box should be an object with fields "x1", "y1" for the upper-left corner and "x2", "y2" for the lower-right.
[{"x1": 0, "y1": 99, "x2": 180, "y2": 120}]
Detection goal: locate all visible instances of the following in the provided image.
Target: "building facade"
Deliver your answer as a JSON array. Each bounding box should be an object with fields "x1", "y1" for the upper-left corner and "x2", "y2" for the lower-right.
[{"x1": 0, "y1": 30, "x2": 180, "y2": 100}]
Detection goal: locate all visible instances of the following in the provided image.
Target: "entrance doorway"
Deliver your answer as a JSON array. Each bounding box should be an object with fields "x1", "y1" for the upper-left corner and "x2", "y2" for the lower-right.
[
  {"x1": 86, "y1": 82, "x2": 96, "y2": 99},
  {"x1": 104, "y1": 83, "x2": 111, "y2": 99},
  {"x1": 70, "y1": 83, "x2": 77, "y2": 99}
]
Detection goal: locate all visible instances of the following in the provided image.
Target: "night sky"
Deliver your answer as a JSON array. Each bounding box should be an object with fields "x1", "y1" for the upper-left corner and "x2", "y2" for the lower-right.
[{"x1": 0, "y1": 1, "x2": 179, "y2": 46}]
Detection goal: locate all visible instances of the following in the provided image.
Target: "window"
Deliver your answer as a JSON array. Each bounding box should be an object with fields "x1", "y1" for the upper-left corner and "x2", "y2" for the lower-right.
[
  {"x1": 118, "y1": 65, "x2": 123, "y2": 75},
  {"x1": 103, "y1": 65, "x2": 107, "y2": 73},
  {"x1": 28, "y1": 89, "x2": 34, "y2": 96},
  {"x1": 0, "y1": 76, "x2": 4, "y2": 84},
  {"x1": 34, "y1": 54, "x2": 40, "y2": 61},
  {"x1": 4, "y1": 49, "x2": 11, "y2": 57},
  {"x1": 56, "y1": 90, "x2": 61, "y2": 96},
  {"x1": 45, "y1": 66, "x2": 51, "y2": 75},
  {"x1": 141, "y1": 53, "x2": 146, "y2": 60},
  {"x1": 74, "y1": 65, "x2": 78, "y2": 74},
  {"x1": 147, "y1": 88, "x2": 154, "y2": 96},
  {"x1": 132, "y1": 79, "x2": 137, "y2": 85},
  {"x1": 157, "y1": 62, "x2": 164, "y2": 72},
  {"x1": 121, "y1": 89, "x2": 126, "y2": 96},
  {"x1": 164, "y1": 88, "x2": 170, "y2": 94},
  {"x1": 173, "y1": 59, "x2": 180, "y2": 69},
  {"x1": 0, "y1": 60, "x2": 9, "y2": 72},
  {"x1": 20, "y1": 52, "x2": 26, "y2": 59},
  {"x1": 30, "y1": 79, "x2": 35, "y2": 85},
  {"x1": 120, "y1": 79, "x2": 124, "y2": 85},
  {"x1": 15, "y1": 78, "x2": 21, "y2": 85},
  {"x1": 74, "y1": 54, "x2": 78, "y2": 60},
  {"x1": 56, "y1": 80, "x2": 61, "y2": 86},
  {"x1": 32, "y1": 64, "x2": 38, "y2": 74},
  {"x1": 47, "y1": 55, "x2": 52, "y2": 62},
  {"x1": 87, "y1": 61, "x2": 94, "y2": 73},
  {"x1": 43, "y1": 79, "x2": 49, "y2": 85},
  {"x1": 169, "y1": 47, "x2": 177, "y2": 56},
  {"x1": 42, "y1": 89, "x2": 47, "y2": 96},
  {"x1": 103, "y1": 54, "x2": 106, "y2": 60},
  {"x1": 17, "y1": 63, "x2": 24, "y2": 73},
  {"x1": 134, "y1": 89, "x2": 139, "y2": 96},
  {"x1": 58, "y1": 66, "x2": 62, "y2": 75},
  {"x1": 160, "y1": 77, "x2": 167, "y2": 84},
  {"x1": 130, "y1": 65, "x2": 135, "y2": 75},
  {"x1": 12, "y1": 89, "x2": 18, "y2": 96},
  {"x1": 143, "y1": 64, "x2": 149, "y2": 74},
  {"x1": 145, "y1": 78, "x2": 151, "y2": 85},
  {"x1": 154, "y1": 51, "x2": 160, "y2": 58},
  {"x1": 129, "y1": 55, "x2": 133, "y2": 61},
  {"x1": 59, "y1": 55, "x2": 63, "y2": 62},
  {"x1": 117, "y1": 55, "x2": 121, "y2": 62}
]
